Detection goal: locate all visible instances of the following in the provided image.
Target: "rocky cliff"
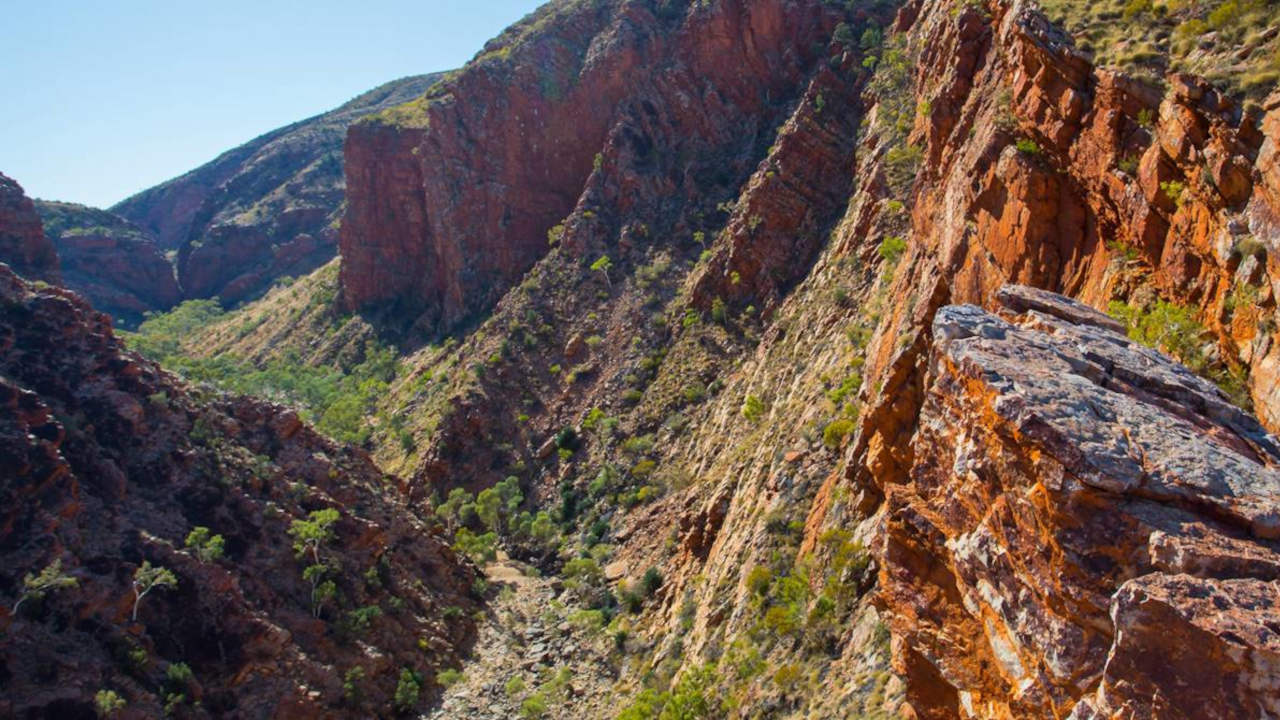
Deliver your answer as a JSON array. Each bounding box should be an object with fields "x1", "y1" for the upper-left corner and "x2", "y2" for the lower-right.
[
  {"x1": 0, "y1": 265, "x2": 476, "y2": 718},
  {"x1": 112, "y1": 74, "x2": 442, "y2": 306},
  {"x1": 0, "y1": 172, "x2": 60, "y2": 285},
  {"x1": 339, "y1": 0, "x2": 865, "y2": 332},
  {"x1": 879, "y1": 285, "x2": 1280, "y2": 719},
  {"x1": 35, "y1": 200, "x2": 180, "y2": 326}
]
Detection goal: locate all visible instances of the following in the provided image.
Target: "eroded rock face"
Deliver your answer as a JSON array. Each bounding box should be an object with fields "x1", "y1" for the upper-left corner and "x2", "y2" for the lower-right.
[
  {"x1": 877, "y1": 285, "x2": 1280, "y2": 719},
  {"x1": 35, "y1": 200, "x2": 180, "y2": 325},
  {"x1": 0, "y1": 172, "x2": 60, "y2": 284},
  {"x1": 0, "y1": 265, "x2": 476, "y2": 717},
  {"x1": 339, "y1": 0, "x2": 849, "y2": 333},
  {"x1": 112, "y1": 74, "x2": 442, "y2": 306}
]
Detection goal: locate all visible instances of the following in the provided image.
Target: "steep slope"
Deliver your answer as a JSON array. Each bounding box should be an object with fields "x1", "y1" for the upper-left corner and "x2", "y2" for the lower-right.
[
  {"x1": 0, "y1": 265, "x2": 477, "y2": 718},
  {"x1": 339, "y1": 0, "x2": 860, "y2": 333},
  {"x1": 35, "y1": 200, "x2": 180, "y2": 326},
  {"x1": 0, "y1": 172, "x2": 60, "y2": 284},
  {"x1": 111, "y1": 73, "x2": 443, "y2": 306}
]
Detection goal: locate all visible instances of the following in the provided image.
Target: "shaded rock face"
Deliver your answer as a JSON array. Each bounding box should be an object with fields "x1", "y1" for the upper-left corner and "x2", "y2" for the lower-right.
[
  {"x1": 339, "y1": 0, "x2": 851, "y2": 333},
  {"x1": 876, "y1": 285, "x2": 1280, "y2": 719},
  {"x1": 35, "y1": 200, "x2": 180, "y2": 326},
  {"x1": 0, "y1": 266, "x2": 476, "y2": 717},
  {"x1": 112, "y1": 74, "x2": 442, "y2": 306},
  {"x1": 0, "y1": 172, "x2": 60, "y2": 284}
]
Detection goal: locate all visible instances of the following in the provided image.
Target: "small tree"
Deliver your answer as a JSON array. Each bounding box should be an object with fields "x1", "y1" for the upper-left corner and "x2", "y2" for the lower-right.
[
  {"x1": 132, "y1": 561, "x2": 177, "y2": 620},
  {"x1": 184, "y1": 526, "x2": 225, "y2": 563},
  {"x1": 11, "y1": 559, "x2": 78, "y2": 614},
  {"x1": 288, "y1": 508, "x2": 340, "y2": 565},
  {"x1": 590, "y1": 255, "x2": 613, "y2": 287}
]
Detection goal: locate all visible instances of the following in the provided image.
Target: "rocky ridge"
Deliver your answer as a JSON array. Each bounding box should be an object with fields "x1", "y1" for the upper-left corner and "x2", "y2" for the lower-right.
[
  {"x1": 111, "y1": 73, "x2": 443, "y2": 306},
  {"x1": 0, "y1": 264, "x2": 477, "y2": 718},
  {"x1": 35, "y1": 200, "x2": 180, "y2": 326}
]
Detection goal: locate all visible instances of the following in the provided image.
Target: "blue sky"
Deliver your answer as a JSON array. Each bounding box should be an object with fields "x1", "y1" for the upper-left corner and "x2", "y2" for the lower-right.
[{"x1": 0, "y1": 0, "x2": 544, "y2": 207}]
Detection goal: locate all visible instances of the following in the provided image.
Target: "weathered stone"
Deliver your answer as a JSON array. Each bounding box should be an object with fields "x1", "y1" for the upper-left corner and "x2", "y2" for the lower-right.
[{"x1": 877, "y1": 287, "x2": 1280, "y2": 719}]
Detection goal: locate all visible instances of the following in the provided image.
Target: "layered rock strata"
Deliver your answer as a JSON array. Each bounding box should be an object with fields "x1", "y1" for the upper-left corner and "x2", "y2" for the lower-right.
[{"x1": 877, "y1": 285, "x2": 1280, "y2": 719}]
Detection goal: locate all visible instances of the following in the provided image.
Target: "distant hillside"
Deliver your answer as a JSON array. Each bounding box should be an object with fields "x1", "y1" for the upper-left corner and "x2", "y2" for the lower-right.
[
  {"x1": 110, "y1": 73, "x2": 445, "y2": 306},
  {"x1": 35, "y1": 200, "x2": 179, "y2": 326}
]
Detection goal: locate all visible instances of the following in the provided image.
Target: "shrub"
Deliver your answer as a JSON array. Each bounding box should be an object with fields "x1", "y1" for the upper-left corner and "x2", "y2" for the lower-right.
[
  {"x1": 394, "y1": 668, "x2": 422, "y2": 712},
  {"x1": 165, "y1": 662, "x2": 194, "y2": 691},
  {"x1": 823, "y1": 419, "x2": 855, "y2": 449},
  {"x1": 95, "y1": 689, "x2": 126, "y2": 717},
  {"x1": 505, "y1": 676, "x2": 526, "y2": 697},
  {"x1": 1015, "y1": 137, "x2": 1042, "y2": 155},
  {"x1": 641, "y1": 567, "x2": 664, "y2": 597},
  {"x1": 436, "y1": 668, "x2": 464, "y2": 687},
  {"x1": 741, "y1": 394, "x2": 766, "y2": 423},
  {"x1": 184, "y1": 526, "x2": 225, "y2": 563},
  {"x1": 878, "y1": 235, "x2": 907, "y2": 265},
  {"x1": 521, "y1": 694, "x2": 549, "y2": 719},
  {"x1": 1160, "y1": 180, "x2": 1186, "y2": 207},
  {"x1": 343, "y1": 666, "x2": 365, "y2": 703},
  {"x1": 347, "y1": 605, "x2": 383, "y2": 632}
]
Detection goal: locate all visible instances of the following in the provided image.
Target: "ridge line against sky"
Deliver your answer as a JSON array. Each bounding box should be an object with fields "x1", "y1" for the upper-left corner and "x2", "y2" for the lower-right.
[{"x1": 0, "y1": 0, "x2": 544, "y2": 208}]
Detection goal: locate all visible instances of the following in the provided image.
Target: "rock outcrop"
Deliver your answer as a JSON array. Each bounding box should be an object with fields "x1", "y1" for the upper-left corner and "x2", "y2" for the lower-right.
[
  {"x1": 0, "y1": 172, "x2": 60, "y2": 284},
  {"x1": 339, "y1": 0, "x2": 854, "y2": 333},
  {"x1": 35, "y1": 200, "x2": 180, "y2": 325},
  {"x1": 0, "y1": 265, "x2": 476, "y2": 717},
  {"x1": 112, "y1": 74, "x2": 442, "y2": 306},
  {"x1": 877, "y1": 285, "x2": 1280, "y2": 719}
]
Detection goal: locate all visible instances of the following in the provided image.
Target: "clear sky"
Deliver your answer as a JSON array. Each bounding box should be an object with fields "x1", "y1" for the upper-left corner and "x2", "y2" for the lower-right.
[{"x1": 0, "y1": 0, "x2": 544, "y2": 208}]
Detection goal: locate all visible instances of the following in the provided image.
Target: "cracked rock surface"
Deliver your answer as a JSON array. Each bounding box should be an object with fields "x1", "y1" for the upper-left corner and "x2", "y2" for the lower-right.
[{"x1": 877, "y1": 284, "x2": 1280, "y2": 720}]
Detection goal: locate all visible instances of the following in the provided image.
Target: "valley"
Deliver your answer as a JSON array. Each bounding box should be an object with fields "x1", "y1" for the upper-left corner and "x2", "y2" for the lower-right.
[{"x1": 3, "y1": 0, "x2": 1280, "y2": 717}]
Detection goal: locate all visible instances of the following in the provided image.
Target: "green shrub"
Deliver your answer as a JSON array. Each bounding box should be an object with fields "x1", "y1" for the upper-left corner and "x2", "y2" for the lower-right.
[
  {"x1": 436, "y1": 668, "x2": 464, "y2": 688},
  {"x1": 823, "y1": 419, "x2": 855, "y2": 449},
  {"x1": 394, "y1": 668, "x2": 422, "y2": 712},
  {"x1": 95, "y1": 689, "x2": 126, "y2": 717},
  {"x1": 1015, "y1": 137, "x2": 1042, "y2": 155},
  {"x1": 343, "y1": 666, "x2": 365, "y2": 703},
  {"x1": 1160, "y1": 180, "x2": 1186, "y2": 207},
  {"x1": 741, "y1": 394, "x2": 766, "y2": 423},
  {"x1": 877, "y1": 235, "x2": 907, "y2": 265},
  {"x1": 184, "y1": 526, "x2": 225, "y2": 563}
]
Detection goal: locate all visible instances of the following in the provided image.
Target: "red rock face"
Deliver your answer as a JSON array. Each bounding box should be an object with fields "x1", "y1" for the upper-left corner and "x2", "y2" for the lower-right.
[
  {"x1": 340, "y1": 0, "x2": 850, "y2": 333},
  {"x1": 0, "y1": 266, "x2": 476, "y2": 717},
  {"x1": 36, "y1": 200, "x2": 180, "y2": 326},
  {"x1": 0, "y1": 172, "x2": 60, "y2": 284},
  {"x1": 876, "y1": 286, "x2": 1280, "y2": 719},
  {"x1": 111, "y1": 74, "x2": 443, "y2": 306}
]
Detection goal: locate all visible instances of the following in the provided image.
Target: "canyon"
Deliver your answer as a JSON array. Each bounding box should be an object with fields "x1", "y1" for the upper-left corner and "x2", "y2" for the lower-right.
[{"x1": 2, "y1": 0, "x2": 1280, "y2": 717}]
